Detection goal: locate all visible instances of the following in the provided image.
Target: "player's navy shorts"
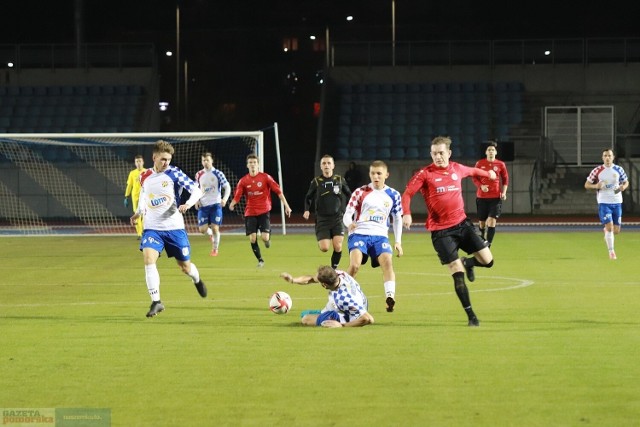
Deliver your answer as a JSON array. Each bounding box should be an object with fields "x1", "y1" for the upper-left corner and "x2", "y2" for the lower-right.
[
  {"x1": 315, "y1": 214, "x2": 345, "y2": 241},
  {"x1": 316, "y1": 310, "x2": 341, "y2": 326},
  {"x1": 598, "y1": 203, "x2": 622, "y2": 226},
  {"x1": 140, "y1": 229, "x2": 191, "y2": 261},
  {"x1": 348, "y1": 233, "x2": 392, "y2": 268},
  {"x1": 431, "y1": 218, "x2": 487, "y2": 265},
  {"x1": 245, "y1": 213, "x2": 271, "y2": 235},
  {"x1": 198, "y1": 203, "x2": 223, "y2": 226},
  {"x1": 476, "y1": 198, "x2": 502, "y2": 221}
]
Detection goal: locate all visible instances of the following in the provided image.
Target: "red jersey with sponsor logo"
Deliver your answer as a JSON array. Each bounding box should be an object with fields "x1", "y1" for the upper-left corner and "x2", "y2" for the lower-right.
[
  {"x1": 472, "y1": 158, "x2": 509, "y2": 199},
  {"x1": 232, "y1": 172, "x2": 282, "y2": 217},
  {"x1": 401, "y1": 161, "x2": 491, "y2": 231}
]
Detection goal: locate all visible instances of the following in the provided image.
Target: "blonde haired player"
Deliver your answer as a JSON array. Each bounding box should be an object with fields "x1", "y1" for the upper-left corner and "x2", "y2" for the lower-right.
[
  {"x1": 130, "y1": 140, "x2": 207, "y2": 317},
  {"x1": 124, "y1": 154, "x2": 146, "y2": 238}
]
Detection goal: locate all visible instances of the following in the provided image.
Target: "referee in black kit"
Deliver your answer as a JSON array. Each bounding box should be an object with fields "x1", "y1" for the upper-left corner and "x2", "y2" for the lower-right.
[{"x1": 303, "y1": 154, "x2": 352, "y2": 269}]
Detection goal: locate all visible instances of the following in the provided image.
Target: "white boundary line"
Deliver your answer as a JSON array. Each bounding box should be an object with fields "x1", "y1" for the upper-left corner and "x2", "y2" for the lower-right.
[{"x1": 0, "y1": 274, "x2": 535, "y2": 308}]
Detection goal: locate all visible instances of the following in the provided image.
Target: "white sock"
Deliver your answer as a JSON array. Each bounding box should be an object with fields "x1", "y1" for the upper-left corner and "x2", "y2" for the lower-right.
[
  {"x1": 145, "y1": 264, "x2": 161, "y2": 301},
  {"x1": 206, "y1": 228, "x2": 213, "y2": 237},
  {"x1": 187, "y1": 263, "x2": 200, "y2": 283},
  {"x1": 214, "y1": 230, "x2": 220, "y2": 249},
  {"x1": 383, "y1": 281, "x2": 396, "y2": 298},
  {"x1": 604, "y1": 230, "x2": 614, "y2": 251}
]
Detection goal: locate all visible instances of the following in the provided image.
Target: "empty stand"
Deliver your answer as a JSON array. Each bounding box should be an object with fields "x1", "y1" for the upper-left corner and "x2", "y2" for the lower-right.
[
  {"x1": 0, "y1": 85, "x2": 146, "y2": 133},
  {"x1": 333, "y1": 80, "x2": 524, "y2": 161}
]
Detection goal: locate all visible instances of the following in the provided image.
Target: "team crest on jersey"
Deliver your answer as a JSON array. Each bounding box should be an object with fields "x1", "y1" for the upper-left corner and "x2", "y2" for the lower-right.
[
  {"x1": 257, "y1": 182, "x2": 263, "y2": 188},
  {"x1": 333, "y1": 185, "x2": 340, "y2": 194},
  {"x1": 162, "y1": 180, "x2": 169, "y2": 187},
  {"x1": 493, "y1": 166, "x2": 499, "y2": 172},
  {"x1": 451, "y1": 173, "x2": 459, "y2": 181}
]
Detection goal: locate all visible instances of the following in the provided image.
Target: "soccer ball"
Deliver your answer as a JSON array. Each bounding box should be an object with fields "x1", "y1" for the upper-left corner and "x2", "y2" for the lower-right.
[{"x1": 269, "y1": 291, "x2": 292, "y2": 314}]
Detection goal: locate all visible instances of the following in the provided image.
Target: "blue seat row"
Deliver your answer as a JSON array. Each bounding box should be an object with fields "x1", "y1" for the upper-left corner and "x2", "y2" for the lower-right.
[
  {"x1": 334, "y1": 80, "x2": 525, "y2": 161},
  {"x1": 0, "y1": 85, "x2": 144, "y2": 97}
]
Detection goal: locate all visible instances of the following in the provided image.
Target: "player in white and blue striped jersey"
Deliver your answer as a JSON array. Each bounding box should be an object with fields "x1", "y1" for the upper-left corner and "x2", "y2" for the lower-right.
[
  {"x1": 130, "y1": 140, "x2": 207, "y2": 318},
  {"x1": 280, "y1": 266, "x2": 374, "y2": 328},
  {"x1": 584, "y1": 148, "x2": 629, "y2": 260}
]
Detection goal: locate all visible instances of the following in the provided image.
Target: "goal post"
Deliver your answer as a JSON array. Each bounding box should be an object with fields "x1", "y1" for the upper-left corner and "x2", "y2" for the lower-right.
[{"x1": 0, "y1": 131, "x2": 284, "y2": 236}]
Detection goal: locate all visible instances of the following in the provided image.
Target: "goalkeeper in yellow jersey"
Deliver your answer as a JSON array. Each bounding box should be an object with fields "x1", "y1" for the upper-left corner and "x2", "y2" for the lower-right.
[{"x1": 124, "y1": 154, "x2": 146, "y2": 238}]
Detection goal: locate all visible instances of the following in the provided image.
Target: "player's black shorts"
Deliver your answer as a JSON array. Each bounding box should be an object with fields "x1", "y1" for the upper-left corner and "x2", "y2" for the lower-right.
[
  {"x1": 431, "y1": 218, "x2": 487, "y2": 265},
  {"x1": 315, "y1": 214, "x2": 345, "y2": 241},
  {"x1": 245, "y1": 213, "x2": 271, "y2": 236},
  {"x1": 476, "y1": 198, "x2": 502, "y2": 221}
]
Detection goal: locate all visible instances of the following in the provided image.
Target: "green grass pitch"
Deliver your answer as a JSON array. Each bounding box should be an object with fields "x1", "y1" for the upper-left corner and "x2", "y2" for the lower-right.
[{"x1": 1, "y1": 229, "x2": 639, "y2": 426}]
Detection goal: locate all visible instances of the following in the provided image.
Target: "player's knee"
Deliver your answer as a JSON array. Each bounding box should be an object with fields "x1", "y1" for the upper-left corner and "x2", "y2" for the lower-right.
[{"x1": 301, "y1": 315, "x2": 316, "y2": 326}]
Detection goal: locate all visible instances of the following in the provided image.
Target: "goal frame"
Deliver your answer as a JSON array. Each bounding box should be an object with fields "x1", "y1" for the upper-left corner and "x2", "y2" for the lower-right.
[{"x1": 0, "y1": 130, "x2": 288, "y2": 236}]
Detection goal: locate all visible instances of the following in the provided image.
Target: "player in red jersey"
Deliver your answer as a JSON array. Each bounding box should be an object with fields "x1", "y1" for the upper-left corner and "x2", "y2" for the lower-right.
[
  {"x1": 401, "y1": 136, "x2": 497, "y2": 326},
  {"x1": 229, "y1": 153, "x2": 292, "y2": 267},
  {"x1": 472, "y1": 141, "x2": 509, "y2": 247}
]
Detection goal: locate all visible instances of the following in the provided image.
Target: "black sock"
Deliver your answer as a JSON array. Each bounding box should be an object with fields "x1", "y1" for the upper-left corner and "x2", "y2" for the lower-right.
[
  {"x1": 479, "y1": 227, "x2": 486, "y2": 239},
  {"x1": 487, "y1": 227, "x2": 496, "y2": 244},
  {"x1": 453, "y1": 271, "x2": 474, "y2": 315},
  {"x1": 251, "y1": 242, "x2": 262, "y2": 261},
  {"x1": 466, "y1": 256, "x2": 493, "y2": 269},
  {"x1": 331, "y1": 251, "x2": 342, "y2": 269},
  {"x1": 464, "y1": 257, "x2": 479, "y2": 268}
]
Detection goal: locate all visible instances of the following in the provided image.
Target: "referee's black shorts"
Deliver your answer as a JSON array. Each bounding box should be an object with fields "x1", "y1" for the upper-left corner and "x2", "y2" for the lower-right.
[{"x1": 315, "y1": 214, "x2": 345, "y2": 241}]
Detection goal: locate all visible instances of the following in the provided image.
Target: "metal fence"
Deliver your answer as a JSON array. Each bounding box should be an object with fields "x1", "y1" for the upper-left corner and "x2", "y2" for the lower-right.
[
  {"x1": 0, "y1": 43, "x2": 156, "y2": 70},
  {"x1": 330, "y1": 38, "x2": 640, "y2": 67}
]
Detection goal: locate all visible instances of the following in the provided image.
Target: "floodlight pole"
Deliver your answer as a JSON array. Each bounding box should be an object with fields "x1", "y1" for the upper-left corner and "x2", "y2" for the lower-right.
[
  {"x1": 176, "y1": 1, "x2": 181, "y2": 127},
  {"x1": 184, "y1": 59, "x2": 189, "y2": 127},
  {"x1": 391, "y1": 0, "x2": 396, "y2": 66},
  {"x1": 325, "y1": 26, "x2": 330, "y2": 68}
]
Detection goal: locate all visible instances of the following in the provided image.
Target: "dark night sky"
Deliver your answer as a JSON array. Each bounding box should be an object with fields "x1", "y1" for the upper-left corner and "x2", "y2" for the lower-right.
[{"x1": 2, "y1": 0, "x2": 639, "y2": 44}]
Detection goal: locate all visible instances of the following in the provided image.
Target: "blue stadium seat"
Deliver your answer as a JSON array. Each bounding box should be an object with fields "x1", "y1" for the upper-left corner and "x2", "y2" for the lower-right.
[
  {"x1": 378, "y1": 125, "x2": 392, "y2": 136},
  {"x1": 337, "y1": 148, "x2": 350, "y2": 160},
  {"x1": 405, "y1": 147, "x2": 420, "y2": 160},
  {"x1": 390, "y1": 147, "x2": 405, "y2": 160},
  {"x1": 350, "y1": 136, "x2": 364, "y2": 148},
  {"x1": 405, "y1": 136, "x2": 420, "y2": 148},
  {"x1": 407, "y1": 83, "x2": 421, "y2": 93},
  {"x1": 337, "y1": 135, "x2": 350, "y2": 150},
  {"x1": 377, "y1": 136, "x2": 392, "y2": 148},
  {"x1": 14, "y1": 106, "x2": 28, "y2": 116},
  {"x1": 377, "y1": 147, "x2": 392, "y2": 160},
  {"x1": 407, "y1": 114, "x2": 421, "y2": 125},
  {"x1": 462, "y1": 82, "x2": 475, "y2": 92}
]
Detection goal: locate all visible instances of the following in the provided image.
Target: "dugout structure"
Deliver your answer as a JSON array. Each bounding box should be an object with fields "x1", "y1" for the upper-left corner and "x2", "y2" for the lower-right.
[{"x1": 0, "y1": 131, "x2": 276, "y2": 235}]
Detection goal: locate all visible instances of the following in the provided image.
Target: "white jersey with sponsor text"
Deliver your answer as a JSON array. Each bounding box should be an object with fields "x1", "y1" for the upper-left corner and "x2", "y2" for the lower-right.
[
  {"x1": 586, "y1": 164, "x2": 628, "y2": 204},
  {"x1": 139, "y1": 166, "x2": 201, "y2": 231},
  {"x1": 195, "y1": 167, "x2": 229, "y2": 206}
]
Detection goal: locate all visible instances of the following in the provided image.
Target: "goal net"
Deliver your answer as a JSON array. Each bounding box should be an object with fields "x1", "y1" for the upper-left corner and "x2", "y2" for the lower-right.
[{"x1": 0, "y1": 131, "x2": 264, "y2": 235}]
